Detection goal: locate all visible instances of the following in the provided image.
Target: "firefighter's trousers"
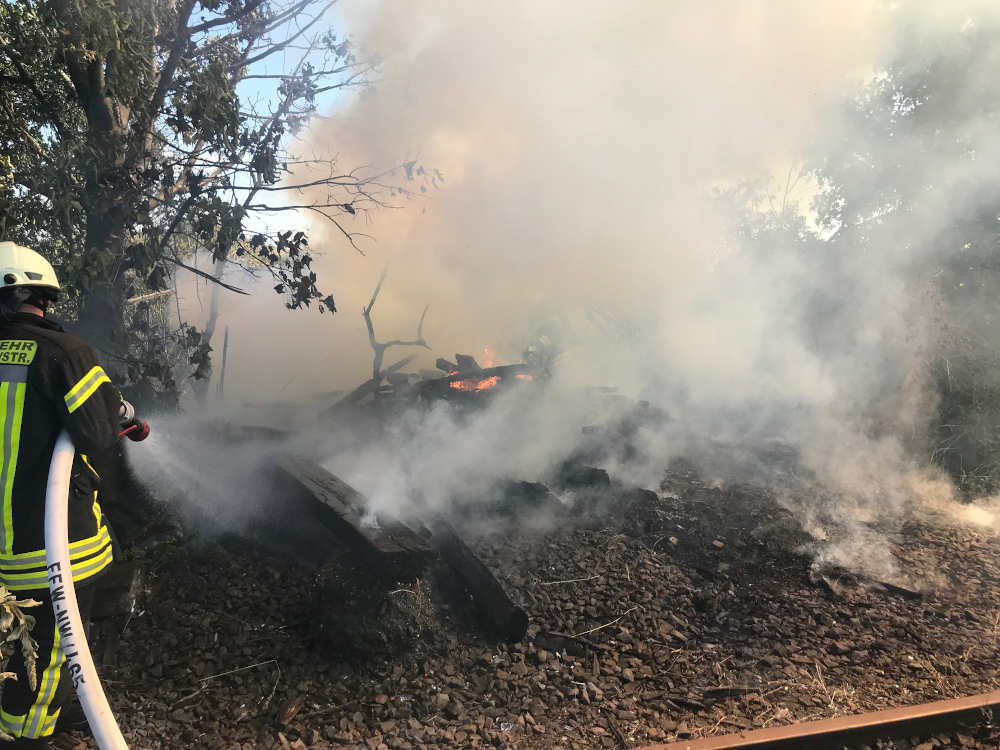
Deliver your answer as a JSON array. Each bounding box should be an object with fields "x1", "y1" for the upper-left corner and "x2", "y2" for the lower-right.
[{"x1": 0, "y1": 585, "x2": 95, "y2": 740}]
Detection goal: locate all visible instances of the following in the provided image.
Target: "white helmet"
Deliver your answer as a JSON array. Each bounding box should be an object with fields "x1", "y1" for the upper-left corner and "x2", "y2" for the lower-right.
[{"x1": 0, "y1": 241, "x2": 60, "y2": 291}]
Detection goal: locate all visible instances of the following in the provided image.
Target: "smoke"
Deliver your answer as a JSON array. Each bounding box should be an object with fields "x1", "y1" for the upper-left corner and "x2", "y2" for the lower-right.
[
  {"x1": 205, "y1": 0, "x2": 895, "y2": 397},
  {"x1": 155, "y1": 1, "x2": 1000, "y2": 580}
]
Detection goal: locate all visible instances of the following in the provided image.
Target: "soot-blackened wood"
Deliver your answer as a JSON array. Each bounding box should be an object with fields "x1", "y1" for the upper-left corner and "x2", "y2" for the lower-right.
[
  {"x1": 322, "y1": 355, "x2": 419, "y2": 418},
  {"x1": 554, "y1": 461, "x2": 611, "y2": 491},
  {"x1": 436, "y1": 357, "x2": 457, "y2": 372},
  {"x1": 464, "y1": 480, "x2": 564, "y2": 522},
  {"x1": 274, "y1": 457, "x2": 433, "y2": 582},
  {"x1": 454, "y1": 354, "x2": 481, "y2": 372},
  {"x1": 430, "y1": 519, "x2": 529, "y2": 642}
]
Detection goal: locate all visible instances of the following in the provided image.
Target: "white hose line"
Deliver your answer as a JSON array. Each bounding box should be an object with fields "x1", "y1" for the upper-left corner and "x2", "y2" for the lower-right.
[{"x1": 44, "y1": 430, "x2": 128, "y2": 749}]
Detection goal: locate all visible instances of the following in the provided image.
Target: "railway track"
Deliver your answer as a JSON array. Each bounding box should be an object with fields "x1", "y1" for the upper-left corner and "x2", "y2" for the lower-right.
[{"x1": 638, "y1": 690, "x2": 1000, "y2": 749}]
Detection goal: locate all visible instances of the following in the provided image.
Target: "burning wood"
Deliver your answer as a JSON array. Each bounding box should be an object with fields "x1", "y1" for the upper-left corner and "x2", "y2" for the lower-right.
[
  {"x1": 418, "y1": 363, "x2": 536, "y2": 400},
  {"x1": 450, "y1": 375, "x2": 500, "y2": 392},
  {"x1": 322, "y1": 270, "x2": 540, "y2": 414}
]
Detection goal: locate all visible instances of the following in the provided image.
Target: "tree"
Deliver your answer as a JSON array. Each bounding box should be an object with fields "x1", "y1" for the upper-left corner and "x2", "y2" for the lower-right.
[
  {"x1": 0, "y1": 0, "x2": 418, "y2": 393},
  {"x1": 730, "y1": 17, "x2": 1000, "y2": 492}
]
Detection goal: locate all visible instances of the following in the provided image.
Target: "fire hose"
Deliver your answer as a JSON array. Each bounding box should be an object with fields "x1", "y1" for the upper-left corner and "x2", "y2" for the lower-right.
[{"x1": 43, "y1": 408, "x2": 149, "y2": 749}]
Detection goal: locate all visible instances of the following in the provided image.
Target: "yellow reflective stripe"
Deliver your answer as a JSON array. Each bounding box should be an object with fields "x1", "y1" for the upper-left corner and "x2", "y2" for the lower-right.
[
  {"x1": 0, "y1": 381, "x2": 26, "y2": 555},
  {"x1": 0, "y1": 526, "x2": 112, "y2": 570},
  {"x1": 23, "y1": 622, "x2": 62, "y2": 738},
  {"x1": 3, "y1": 383, "x2": 25, "y2": 555},
  {"x1": 69, "y1": 544, "x2": 113, "y2": 582},
  {"x1": 40, "y1": 709, "x2": 59, "y2": 735},
  {"x1": 79, "y1": 453, "x2": 100, "y2": 480},
  {"x1": 0, "y1": 708, "x2": 27, "y2": 736},
  {"x1": 1, "y1": 556, "x2": 49, "y2": 570},
  {"x1": 64, "y1": 365, "x2": 110, "y2": 414},
  {"x1": 0, "y1": 543, "x2": 111, "y2": 578},
  {"x1": 64, "y1": 365, "x2": 104, "y2": 402},
  {"x1": 0, "y1": 382, "x2": 8, "y2": 554},
  {"x1": 0, "y1": 528, "x2": 113, "y2": 590},
  {"x1": 2, "y1": 572, "x2": 53, "y2": 590},
  {"x1": 1, "y1": 544, "x2": 112, "y2": 590}
]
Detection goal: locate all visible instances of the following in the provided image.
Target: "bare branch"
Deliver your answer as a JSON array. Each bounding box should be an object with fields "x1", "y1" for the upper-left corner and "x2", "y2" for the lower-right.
[
  {"x1": 230, "y1": 0, "x2": 338, "y2": 71},
  {"x1": 313, "y1": 66, "x2": 373, "y2": 94},
  {"x1": 166, "y1": 256, "x2": 249, "y2": 294},
  {"x1": 226, "y1": 176, "x2": 368, "y2": 192},
  {"x1": 241, "y1": 63, "x2": 355, "y2": 80},
  {"x1": 186, "y1": 0, "x2": 266, "y2": 35},
  {"x1": 363, "y1": 266, "x2": 388, "y2": 319},
  {"x1": 256, "y1": 0, "x2": 316, "y2": 37},
  {"x1": 249, "y1": 204, "x2": 371, "y2": 254},
  {"x1": 361, "y1": 268, "x2": 429, "y2": 384}
]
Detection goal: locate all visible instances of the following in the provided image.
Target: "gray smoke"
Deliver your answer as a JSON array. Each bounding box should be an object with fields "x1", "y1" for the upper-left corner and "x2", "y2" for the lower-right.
[{"x1": 153, "y1": 1, "x2": 1000, "y2": 582}]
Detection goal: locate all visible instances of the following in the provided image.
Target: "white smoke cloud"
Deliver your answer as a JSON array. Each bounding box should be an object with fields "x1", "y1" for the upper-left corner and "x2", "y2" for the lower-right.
[{"x1": 158, "y1": 1, "x2": 1000, "y2": 579}]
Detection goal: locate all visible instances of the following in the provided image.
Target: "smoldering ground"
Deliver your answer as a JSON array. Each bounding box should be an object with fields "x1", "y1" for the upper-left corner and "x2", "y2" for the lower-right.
[{"x1": 130, "y1": 1, "x2": 1000, "y2": 583}]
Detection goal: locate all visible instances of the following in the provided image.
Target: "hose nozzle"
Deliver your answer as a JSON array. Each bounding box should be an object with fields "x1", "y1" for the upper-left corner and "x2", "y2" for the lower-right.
[
  {"x1": 118, "y1": 400, "x2": 149, "y2": 441},
  {"x1": 119, "y1": 419, "x2": 149, "y2": 441}
]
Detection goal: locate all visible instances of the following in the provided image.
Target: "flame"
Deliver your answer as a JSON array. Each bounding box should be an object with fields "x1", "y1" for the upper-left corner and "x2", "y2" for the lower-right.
[
  {"x1": 450, "y1": 375, "x2": 501, "y2": 391},
  {"x1": 444, "y1": 347, "x2": 533, "y2": 391},
  {"x1": 481, "y1": 347, "x2": 497, "y2": 368}
]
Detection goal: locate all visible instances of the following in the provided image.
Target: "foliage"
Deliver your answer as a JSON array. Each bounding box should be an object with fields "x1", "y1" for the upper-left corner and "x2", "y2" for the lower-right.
[
  {"x1": 0, "y1": 585, "x2": 39, "y2": 738},
  {"x1": 732, "y1": 17, "x2": 1000, "y2": 493},
  {"x1": 0, "y1": 0, "x2": 422, "y2": 396}
]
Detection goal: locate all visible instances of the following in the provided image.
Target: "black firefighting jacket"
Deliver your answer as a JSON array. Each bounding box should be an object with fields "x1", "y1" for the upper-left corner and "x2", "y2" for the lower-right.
[{"x1": 0, "y1": 312, "x2": 120, "y2": 591}]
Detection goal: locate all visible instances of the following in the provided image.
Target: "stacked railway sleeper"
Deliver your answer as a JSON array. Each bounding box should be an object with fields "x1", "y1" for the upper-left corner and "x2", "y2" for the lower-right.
[{"x1": 59, "y1": 448, "x2": 999, "y2": 749}]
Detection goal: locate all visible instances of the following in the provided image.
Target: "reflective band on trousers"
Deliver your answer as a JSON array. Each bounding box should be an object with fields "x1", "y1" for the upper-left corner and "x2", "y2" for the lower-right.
[
  {"x1": 24, "y1": 622, "x2": 62, "y2": 738},
  {"x1": 0, "y1": 707, "x2": 60, "y2": 739},
  {"x1": 0, "y1": 621, "x2": 64, "y2": 739},
  {"x1": 64, "y1": 365, "x2": 110, "y2": 414}
]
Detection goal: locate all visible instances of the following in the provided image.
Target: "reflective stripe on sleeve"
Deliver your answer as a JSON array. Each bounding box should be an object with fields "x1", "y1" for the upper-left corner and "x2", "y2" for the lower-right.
[{"x1": 64, "y1": 365, "x2": 111, "y2": 414}]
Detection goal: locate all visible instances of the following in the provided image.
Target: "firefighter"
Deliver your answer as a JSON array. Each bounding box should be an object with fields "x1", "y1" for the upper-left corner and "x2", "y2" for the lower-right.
[{"x1": 0, "y1": 241, "x2": 137, "y2": 749}]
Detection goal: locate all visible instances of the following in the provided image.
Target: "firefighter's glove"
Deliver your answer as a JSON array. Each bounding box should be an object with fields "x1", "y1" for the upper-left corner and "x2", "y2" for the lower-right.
[{"x1": 119, "y1": 400, "x2": 135, "y2": 426}]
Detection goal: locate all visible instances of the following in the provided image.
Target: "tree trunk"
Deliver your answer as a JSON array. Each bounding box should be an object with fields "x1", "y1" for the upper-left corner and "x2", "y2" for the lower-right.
[
  {"x1": 73, "y1": 281, "x2": 127, "y2": 368},
  {"x1": 193, "y1": 255, "x2": 228, "y2": 405}
]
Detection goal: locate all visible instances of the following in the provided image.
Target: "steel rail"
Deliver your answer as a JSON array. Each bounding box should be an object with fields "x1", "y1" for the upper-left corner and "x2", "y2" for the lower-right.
[{"x1": 638, "y1": 690, "x2": 1000, "y2": 750}]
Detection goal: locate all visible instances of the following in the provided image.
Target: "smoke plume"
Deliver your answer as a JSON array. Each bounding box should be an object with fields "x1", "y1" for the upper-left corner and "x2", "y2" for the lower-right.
[{"x1": 161, "y1": 1, "x2": 1000, "y2": 580}]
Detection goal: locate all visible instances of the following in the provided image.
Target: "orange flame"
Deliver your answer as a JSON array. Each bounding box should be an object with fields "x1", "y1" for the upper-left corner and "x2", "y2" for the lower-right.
[{"x1": 450, "y1": 375, "x2": 501, "y2": 392}]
